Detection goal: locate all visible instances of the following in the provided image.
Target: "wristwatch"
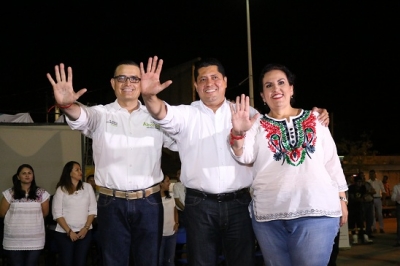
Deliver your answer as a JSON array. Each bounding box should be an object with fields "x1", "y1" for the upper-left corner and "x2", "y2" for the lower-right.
[{"x1": 339, "y1": 196, "x2": 348, "y2": 204}]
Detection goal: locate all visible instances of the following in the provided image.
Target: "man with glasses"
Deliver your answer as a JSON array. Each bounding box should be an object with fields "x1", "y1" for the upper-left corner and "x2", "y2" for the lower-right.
[
  {"x1": 140, "y1": 56, "x2": 330, "y2": 265},
  {"x1": 46, "y1": 60, "x2": 176, "y2": 266}
]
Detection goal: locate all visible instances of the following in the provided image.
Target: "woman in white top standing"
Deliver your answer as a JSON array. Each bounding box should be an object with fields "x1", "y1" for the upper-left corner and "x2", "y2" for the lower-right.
[
  {"x1": 0, "y1": 164, "x2": 50, "y2": 266},
  {"x1": 229, "y1": 64, "x2": 348, "y2": 266},
  {"x1": 52, "y1": 161, "x2": 97, "y2": 266},
  {"x1": 159, "y1": 175, "x2": 179, "y2": 266}
]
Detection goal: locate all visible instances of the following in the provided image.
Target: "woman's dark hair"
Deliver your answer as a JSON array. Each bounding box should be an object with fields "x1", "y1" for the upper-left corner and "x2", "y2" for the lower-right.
[
  {"x1": 258, "y1": 63, "x2": 296, "y2": 93},
  {"x1": 162, "y1": 175, "x2": 171, "y2": 199},
  {"x1": 12, "y1": 164, "x2": 39, "y2": 200},
  {"x1": 56, "y1": 161, "x2": 83, "y2": 195},
  {"x1": 194, "y1": 58, "x2": 226, "y2": 81}
]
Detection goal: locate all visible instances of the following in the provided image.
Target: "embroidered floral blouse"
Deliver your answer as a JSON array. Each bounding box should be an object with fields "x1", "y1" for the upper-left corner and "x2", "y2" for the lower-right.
[
  {"x1": 2, "y1": 187, "x2": 50, "y2": 250},
  {"x1": 231, "y1": 110, "x2": 348, "y2": 222}
]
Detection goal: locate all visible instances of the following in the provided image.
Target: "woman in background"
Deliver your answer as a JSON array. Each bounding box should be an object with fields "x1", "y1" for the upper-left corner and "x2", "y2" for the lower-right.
[
  {"x1": 52, "y1": 161, "x2": 97, "y2": 266},
  {"x1": 0, "y1": 164, "x2": 50, "y2": 266},
  {"x1": 159, "y1": 175, "x2": 179, "y2": 266}
]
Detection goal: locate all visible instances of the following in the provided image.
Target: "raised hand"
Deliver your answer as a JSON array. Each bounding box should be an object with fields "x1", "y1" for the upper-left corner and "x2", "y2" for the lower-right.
[
  {"x1": 139, "y1": 56, "x2": 172, "y2": 97},
  {"x1": 230, "y1": 94, "x2": 259, "y2": 135},
  {"x1": 46, "y1": 63, "x2": 87, "y2": 106}
]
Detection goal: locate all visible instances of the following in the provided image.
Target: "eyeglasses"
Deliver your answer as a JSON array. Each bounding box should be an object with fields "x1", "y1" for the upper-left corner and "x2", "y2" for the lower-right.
[{"x1": 113, "y1": 75, "x2": 141, "y2": 83}]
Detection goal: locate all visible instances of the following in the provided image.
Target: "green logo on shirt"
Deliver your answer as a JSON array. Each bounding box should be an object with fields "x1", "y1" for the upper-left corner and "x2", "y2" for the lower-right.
[{"x1": 143, "y1": 122, "x2": 160, "y2": 129}]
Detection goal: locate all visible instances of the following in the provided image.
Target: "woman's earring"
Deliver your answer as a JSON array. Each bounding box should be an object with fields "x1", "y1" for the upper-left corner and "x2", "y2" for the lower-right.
[{"x1": 263, "y1": 102, "x2": 266, "y2": 105}]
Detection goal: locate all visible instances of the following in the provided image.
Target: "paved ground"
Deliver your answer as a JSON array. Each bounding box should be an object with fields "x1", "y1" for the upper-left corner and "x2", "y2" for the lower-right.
[{"x1": 336, "y1": 217, "x2": 399, "y2": 266}]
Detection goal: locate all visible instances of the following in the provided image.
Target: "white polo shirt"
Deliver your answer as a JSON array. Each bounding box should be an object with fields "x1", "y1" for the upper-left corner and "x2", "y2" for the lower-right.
[
  {"x1": 154, "y1": 99, "x2": 256, "y2": 194},
  {"x1": 67, "y1": 100, "x2": 176, "y2": 190}
]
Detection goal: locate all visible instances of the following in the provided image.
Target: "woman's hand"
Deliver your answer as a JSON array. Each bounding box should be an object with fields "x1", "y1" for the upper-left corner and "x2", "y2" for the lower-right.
[
  {"x1": 230, "y1": 94, "x2": 259, "y2": 134},
  {"x1": 173, "y1": 223, "x2": 179, "y2": 233},
  {"x1": 69, "y1": 231, "x2": 80, "y2": 242},
  {"x1": 339, "y1": 201, "x2": 348, "y2": 227},
  {"x1": 76, "y1": 227, "x2": 89, "y2": 240}
]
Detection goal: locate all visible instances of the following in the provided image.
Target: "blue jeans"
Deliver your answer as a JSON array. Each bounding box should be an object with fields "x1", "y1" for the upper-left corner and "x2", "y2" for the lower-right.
[
  {"x1": 159, "y1": 233, "x2": 177, "y2": 266},
  {"x1": 97, "y1": 192, "x2": 163, "y2": 266},
  {"x1": 54, "y1": 230, "x2": 93, "y2": 266},
  {"x1": 185, "y1": 190, "x2": 254, "y2": 266},
  {"x1": 7, "y1": 250, "x2": 42, "y2": 266},
  {"x1": 252, "y1": 207, "x2": 339, "y2": 266}
]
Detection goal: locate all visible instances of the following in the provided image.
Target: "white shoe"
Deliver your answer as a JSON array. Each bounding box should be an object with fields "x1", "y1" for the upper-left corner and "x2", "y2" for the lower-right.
[
  {"x1": 363, "y1": 234, "x2": 373, "y2": 243},
  {"x1": 352, "y1": 235, "x2": 358, "y2": 244}
]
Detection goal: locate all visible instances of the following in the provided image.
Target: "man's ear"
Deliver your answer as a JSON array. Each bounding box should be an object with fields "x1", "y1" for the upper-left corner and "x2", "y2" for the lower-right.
[{"x1": 110, "y1": 79, "x2": 116, "y2": 91}]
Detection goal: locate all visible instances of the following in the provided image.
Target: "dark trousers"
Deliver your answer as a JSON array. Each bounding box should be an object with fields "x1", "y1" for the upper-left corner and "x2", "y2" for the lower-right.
[
  {"x1": 185, "y1": 189, "x2": 255, "y2": 266},
  {"x1": 348, "y1": 204, "x2": 365, "y2": 236},
  {"x1": 363, "y1": 201, "x2": 374, "y2": 236},
  {"x1": 54, "y1": 230, "x2": 93, "y2": 266},
  {"x1": 7, "y1": 249, "x2": 42, "y2": 266}
]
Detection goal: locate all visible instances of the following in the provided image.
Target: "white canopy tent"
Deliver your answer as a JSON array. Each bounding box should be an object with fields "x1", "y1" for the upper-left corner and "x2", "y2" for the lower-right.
[{"x1": 0, "y1": 113, "x2": 34, "y2": 123}]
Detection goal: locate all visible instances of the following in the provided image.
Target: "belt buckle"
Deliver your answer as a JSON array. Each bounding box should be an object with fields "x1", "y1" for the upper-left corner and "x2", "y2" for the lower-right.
[
  {"x1": 217, "y1": 193, "x2": 225, "y2": 202},
  {"x1": 125, "y1": 192, "x2": 130, "y2": 199}
]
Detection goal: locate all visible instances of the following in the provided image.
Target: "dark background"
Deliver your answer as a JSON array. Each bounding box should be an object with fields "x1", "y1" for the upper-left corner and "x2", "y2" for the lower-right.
[{"x1": 1, "y1": 1, "x2": 398, "y2": 155}]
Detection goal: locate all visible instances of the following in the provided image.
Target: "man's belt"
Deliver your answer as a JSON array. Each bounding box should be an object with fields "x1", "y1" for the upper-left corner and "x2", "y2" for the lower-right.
[
  {"x1": 186, "y1": 187, "x2": 249, "y2": 202},
  {"x1": 99, "y1": 184, "x2": 160, "y2": 200}
]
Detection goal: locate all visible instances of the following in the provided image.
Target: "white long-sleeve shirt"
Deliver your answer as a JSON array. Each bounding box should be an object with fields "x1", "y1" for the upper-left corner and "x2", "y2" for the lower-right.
[
  {"x1": 154, "y1": 100, "x2": 256, "y2": 193},
  {"x1": 67, "y1": 100, "x2": 177, "y2": 190},
  {"x1": 231, "y1": 110, "x2": 348, "y2": 222},
  {"x1": 52, "y1": 182, "x2": 97, "y2": 233},
  {"x1": 391, "y1": 183, "x2": 400, "y2": 204}
]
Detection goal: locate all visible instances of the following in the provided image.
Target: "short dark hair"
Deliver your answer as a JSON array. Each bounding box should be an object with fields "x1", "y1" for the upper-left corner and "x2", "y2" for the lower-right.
[
  {"x1": 258, "y1": 63, "x2": 295, "y2": 93},
  {"x1": 194, "y1": 58, "x2": 226, "y2": 81},
  {"x1": 113, "y1": 60, "x2": 139, "y2": 76}
]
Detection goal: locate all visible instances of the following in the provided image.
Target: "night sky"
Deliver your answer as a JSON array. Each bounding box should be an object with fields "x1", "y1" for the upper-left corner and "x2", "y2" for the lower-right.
[{"x1": 1, "y1": 1, "x2": 399, "y2": 155}]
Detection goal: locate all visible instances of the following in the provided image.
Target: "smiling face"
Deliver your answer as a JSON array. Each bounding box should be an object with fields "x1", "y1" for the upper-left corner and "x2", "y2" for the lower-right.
[
  {"x1": 18, "y1": 167, "x2": 34, "y2": 185},
  {"x1": 110, "y1": 64, "x2": 141, "y2": 107},
  {"x1": 260, "y1": 69, "x2": 294, "y2": 112},
  {"x1": 194, "y1": 65, "x2": 227, "y2": 112}
]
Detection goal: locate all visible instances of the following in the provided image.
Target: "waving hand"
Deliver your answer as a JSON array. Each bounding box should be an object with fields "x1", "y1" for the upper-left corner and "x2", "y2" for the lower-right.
[
  {"x1": 230, "y1": 94, "x2": 259, "y2": 135},
  {"x1": 140, "y1": 56, "x2": 172, "y2": 97},
  {"x1": 46, "y1": 63, "x2": 87, "y2": 106}
]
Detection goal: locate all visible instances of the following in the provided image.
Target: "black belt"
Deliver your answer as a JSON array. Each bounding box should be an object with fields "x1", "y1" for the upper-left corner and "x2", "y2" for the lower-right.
[{"x1": 186, "y1": 188, "x2": 249, "y2": 202}]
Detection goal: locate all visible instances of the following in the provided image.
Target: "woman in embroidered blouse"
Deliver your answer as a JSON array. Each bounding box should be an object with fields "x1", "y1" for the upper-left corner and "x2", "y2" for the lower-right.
[
  {"x1": 229, "y1": 64, "x2": 348, "y2": 266},
  {"x1": 0, "y1": 164, "x2": 50, "y2": 266},
  {"x1": 52, "y1": 161, "x2": 97, "y2": 266}
]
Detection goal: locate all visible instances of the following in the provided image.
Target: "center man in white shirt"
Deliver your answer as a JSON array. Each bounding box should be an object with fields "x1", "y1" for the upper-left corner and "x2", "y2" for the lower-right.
[{"x1": 140, "y1": 56, "x2": 329, "y2": 265}]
